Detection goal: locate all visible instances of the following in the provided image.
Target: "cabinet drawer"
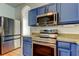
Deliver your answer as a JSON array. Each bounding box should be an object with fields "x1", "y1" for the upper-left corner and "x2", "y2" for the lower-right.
[
  {"x1": 57, "y1": 41, "x2": 71, "y2": 49},
  {"x1": 58, "y1": 48, "x2": 71, "y2": 56},
  {"x1": 23, "y1": 37, "x2": 32, "y2": 43},
  {"x1": 23, "y1": 42, "x2": 32, "y2": 45}
]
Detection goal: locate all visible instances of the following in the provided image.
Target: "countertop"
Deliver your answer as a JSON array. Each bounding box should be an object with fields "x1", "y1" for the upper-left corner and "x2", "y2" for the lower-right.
[
  {"x1": 57, "y1": 34, "x2": 79, "y2": 44},
  {"x1": 31, "y1": 32, "x2": 79, "y2": 44}
]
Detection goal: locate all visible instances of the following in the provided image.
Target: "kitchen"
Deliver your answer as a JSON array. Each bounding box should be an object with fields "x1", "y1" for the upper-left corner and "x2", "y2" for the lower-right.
[{"x1": 0, "y1": 3, "x2": 79, "y2": 56}]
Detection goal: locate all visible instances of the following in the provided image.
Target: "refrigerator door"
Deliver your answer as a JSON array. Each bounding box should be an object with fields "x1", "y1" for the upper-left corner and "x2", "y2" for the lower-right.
[
  {"x1": 8, "y1": 18, "x2": 14, "y2": 35},
  {"x1": 14, "y1": 20, "x2": 20, "y2": 35},
  {"x1": 3, "y1": 17, "x2": 14, "y2": 36}
]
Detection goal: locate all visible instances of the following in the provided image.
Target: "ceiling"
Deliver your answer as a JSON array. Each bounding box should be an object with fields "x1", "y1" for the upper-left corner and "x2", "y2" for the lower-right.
[
  {"x1": 6, "y1": 3, "x2": 48, "y2": 8},
  {"x1": 7, "y1": 3, "x2": 26, "y2": 7}
]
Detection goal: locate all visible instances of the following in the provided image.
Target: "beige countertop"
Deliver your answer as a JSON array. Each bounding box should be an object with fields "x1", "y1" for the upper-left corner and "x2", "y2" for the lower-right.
[
  {"x1": 57, "y1": 34, "x2": 79, "y2": 44},
  {"x1": 31, "y1": 32, "x2": 79, "y2": 44}
]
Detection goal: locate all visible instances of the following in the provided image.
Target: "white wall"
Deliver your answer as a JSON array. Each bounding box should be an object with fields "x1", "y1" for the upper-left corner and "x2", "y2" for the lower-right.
[
  {"x1": 15, "y1": 3, "x2": 48, "y2": 20},
  {"x1": 0, "y1": 3, "x2": 16, "y2": 19},
  {"x1": 0, "y1": 3, "x2": 17, "y2": 33},
  {"x1": 25, "y1": 3, "x2": 49, "y2": 9},
  {"x1": 22, "y1": 6, "x2": 31, "y2": 36},
  {"x1": 15, "y1": 3, "x2": 48, "y2": 36}
]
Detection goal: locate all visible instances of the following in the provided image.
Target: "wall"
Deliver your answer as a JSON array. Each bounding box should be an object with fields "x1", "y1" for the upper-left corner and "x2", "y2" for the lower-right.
[
  {"x1": 0, "y1": 3, "x2": 16, "y2": 33},
  {"x1": 0, "y1": 3, "x2": 16, "y2": 19},
  {"x1": 15, "y1": 3, "x2": 48, "y2": 36},
  {"x1": 15, "y1": 3, "x2": 48, "y2": 20},
  {"x1": 22, "y1": 6, "x2": 31, "y2": 36}
]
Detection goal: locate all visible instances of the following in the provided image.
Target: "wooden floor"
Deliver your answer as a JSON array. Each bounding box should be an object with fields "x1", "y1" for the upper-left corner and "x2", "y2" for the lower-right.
[{"x1": 1, "y1": 48, "x2": 22, "y2": 56}]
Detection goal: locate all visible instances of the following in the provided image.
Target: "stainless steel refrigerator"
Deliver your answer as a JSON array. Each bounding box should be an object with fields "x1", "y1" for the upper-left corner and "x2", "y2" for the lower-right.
[{"x1": 0, "y1": 16, "x2": 21, "y2": 54}]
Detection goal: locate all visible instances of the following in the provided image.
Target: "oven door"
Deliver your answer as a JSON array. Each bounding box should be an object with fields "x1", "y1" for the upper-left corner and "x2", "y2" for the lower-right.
[{"x1": 33, "y1": 41, "x2": 56, "y2": 56}]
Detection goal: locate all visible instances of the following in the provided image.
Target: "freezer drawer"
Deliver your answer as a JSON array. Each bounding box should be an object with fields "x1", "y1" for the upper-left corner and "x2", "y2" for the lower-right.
[
  {"x1": 14, "y1": 39, "x2": 20, "y2": 49},
  {"x1": 2, "y1": 40, "x2": 14, "y2": 54}
]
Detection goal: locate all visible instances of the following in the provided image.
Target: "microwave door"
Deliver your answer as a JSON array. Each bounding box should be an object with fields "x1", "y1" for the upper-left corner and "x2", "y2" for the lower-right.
[{"x1": 37, "y1": 16, "x2": 49, "y2": 26}]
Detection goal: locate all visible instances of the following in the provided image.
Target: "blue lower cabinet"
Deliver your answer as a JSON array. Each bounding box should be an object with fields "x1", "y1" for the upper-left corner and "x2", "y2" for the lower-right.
[
  {"x1": 23, "y1": 37, "x2": 32, "y2": 56},
  {"x1": 57, "y1": 41, "x2": 71, "y2": 49},
  {"x1": 71, "y1": 43, "x2": 76, "y2": 56},
  {"x1": 57, "y1": 41, "x2": 77, "y2": 56},
  {"x1": 23, "y1": 44, "x2": 32, "y2": 56},
  {"x1": 58, "y1": 48, "x2": 70, "y2": 56},
  {"x1": 76, "y1": 44, "x2": 79, "y2": 56}
]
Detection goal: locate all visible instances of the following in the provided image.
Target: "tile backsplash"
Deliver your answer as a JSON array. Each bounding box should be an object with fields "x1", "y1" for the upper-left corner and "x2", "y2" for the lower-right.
[{"x1": 30, "y1": 24, "x2": 79, "y2": 34}]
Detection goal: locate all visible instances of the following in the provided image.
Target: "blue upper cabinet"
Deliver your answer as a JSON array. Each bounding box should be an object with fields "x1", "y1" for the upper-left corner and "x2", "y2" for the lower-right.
[
  {"x1": 59, "y1": 3, "x2": 78, "y2": 24},
  {"x1": 37, "y1": 4, "x2": 57, "y2": 15},
  {"x1": 28, "y1": 3, "x2": 79, "y2": 26},
  {"x1": 78, "y1": 4, "x2": 79, "y2": 19},
  {"x1": 37, "y1": 6, "x2": 46, "y2": 15},
  {"x1": 47, "y1": 4, "x2": 57, "y2": 12},
  {"x1": 28, "y1": 8, "x2": 38, "y2": 26}
]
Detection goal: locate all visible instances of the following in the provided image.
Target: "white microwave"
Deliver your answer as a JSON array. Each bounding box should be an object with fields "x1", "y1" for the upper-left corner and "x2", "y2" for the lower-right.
[{"x1": 37, "y1": 12, "x2": 59, "y2": 26}]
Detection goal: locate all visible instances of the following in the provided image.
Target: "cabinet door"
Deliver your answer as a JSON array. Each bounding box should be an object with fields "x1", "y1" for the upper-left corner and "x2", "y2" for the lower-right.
[
  {"x1": 57, "y1": 41, "x2": 71, "y2": 49},
  {"x1": 58, "y1": 48, "x2": 70, "y2": 56},
  {"x1": 14, "y1": 20, "x2": 20, "y2": 35},
  {"x1": 37, "y1": 6, "x2": 46, "y2": 15},
  {"x1": 78, "y1": 4, "x2": 79, "y2": 19},
  {"x1": 28, "y1": 8, "x2": 38, "y2": 26},
  {"x1": 76, "y1": 45, "x2": 79, "y2": 56},
  {"x1": 48, "y1": 4, "x2": 57, "y2": 12},
  {"x1": 60, "y1": 3, "x2": 78, "y2": 24},
  {"x1": 71, "y1": 43, "x2": 76, "y2": 56},
  {"x1": 23, "y1": 41, "x2": 32, "y2": 56},
  {"x1": 23, "y1": 37, "x2": 32, "y2": 56}
]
